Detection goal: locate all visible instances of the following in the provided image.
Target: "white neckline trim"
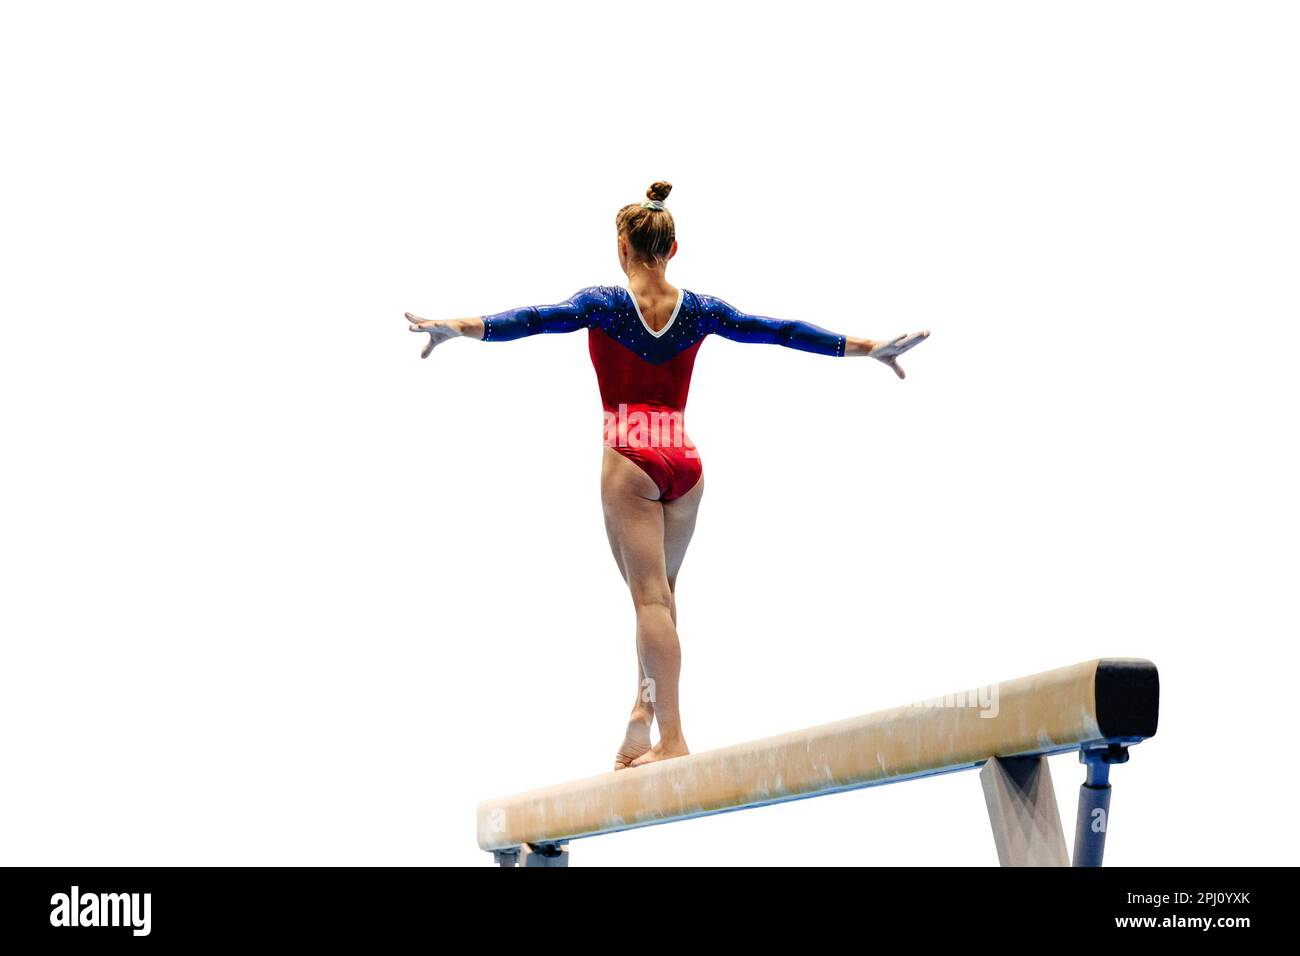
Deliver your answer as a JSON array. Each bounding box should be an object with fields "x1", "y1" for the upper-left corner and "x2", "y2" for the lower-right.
[{"x1": 626, "y1": 287, "x2": 683, "y2": 338}]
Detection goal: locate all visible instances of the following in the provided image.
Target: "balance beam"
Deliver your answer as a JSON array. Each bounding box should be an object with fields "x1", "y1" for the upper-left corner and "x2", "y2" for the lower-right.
[{"x1": 478, "y1": 658, "x2": 1159, "y2": 866}]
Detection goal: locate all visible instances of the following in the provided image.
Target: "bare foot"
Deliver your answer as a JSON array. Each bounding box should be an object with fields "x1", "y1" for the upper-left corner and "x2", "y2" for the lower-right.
[
  {"x1": 613, "y1": 714, "x2": 653, "y2": 771},
  {"x1": 629, "y1": 738, "x2": 689, "y2": 768}
]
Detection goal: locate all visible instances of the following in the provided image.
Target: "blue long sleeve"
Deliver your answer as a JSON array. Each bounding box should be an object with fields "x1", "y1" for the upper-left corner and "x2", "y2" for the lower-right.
[
  {"x1": 481, "y1": 286, "x2": 613, "y2": 342},
  {"x1": 699, "y1": 295, "x2": 846, "y2": 357}
]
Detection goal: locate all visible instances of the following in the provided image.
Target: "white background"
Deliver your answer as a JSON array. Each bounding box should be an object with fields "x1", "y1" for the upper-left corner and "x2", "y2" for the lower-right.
[{"x1": 2, "y1": 1, "x2": 1296, "y2": 866}]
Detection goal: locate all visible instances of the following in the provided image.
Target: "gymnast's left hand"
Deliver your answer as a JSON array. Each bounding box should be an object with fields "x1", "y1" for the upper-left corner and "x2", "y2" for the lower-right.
[
  {"x1": 405, "y1": 313, "x2": 464, "y2": 359},
  {"x1": 866, "y1": 330, "x2": 930, "y2": 379}
]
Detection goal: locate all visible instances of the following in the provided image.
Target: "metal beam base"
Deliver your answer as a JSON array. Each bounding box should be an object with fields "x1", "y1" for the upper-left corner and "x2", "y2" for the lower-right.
[{"x1": 1073, "y1": 744, "x2": 1127, "y2": 866}]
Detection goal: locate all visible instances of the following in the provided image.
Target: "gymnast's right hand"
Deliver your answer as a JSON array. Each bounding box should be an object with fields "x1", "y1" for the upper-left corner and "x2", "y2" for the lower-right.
[{"x1": 405, "y1": 313, "x2": 464, "y2": 359}]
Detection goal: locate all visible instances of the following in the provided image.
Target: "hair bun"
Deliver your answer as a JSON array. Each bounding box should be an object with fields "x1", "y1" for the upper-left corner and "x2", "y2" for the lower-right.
[{"x1": 646, "y1": 181, "x2": 673, "y2": 203}]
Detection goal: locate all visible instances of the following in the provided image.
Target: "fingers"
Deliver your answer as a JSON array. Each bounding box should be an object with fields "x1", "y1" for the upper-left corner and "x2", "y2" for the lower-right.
[
  {"x1": 895, "y1": 331, "x2": 929, "y2": 354},
  {"x1": 407, "y1": 311, "x2": 445, "y2": 358},
  {"x1": 890, "y1": 359, "x2": 906, "y2": 379},
  {"x1": 884, "y1": 331, "x2": 930, "y2": 360}
]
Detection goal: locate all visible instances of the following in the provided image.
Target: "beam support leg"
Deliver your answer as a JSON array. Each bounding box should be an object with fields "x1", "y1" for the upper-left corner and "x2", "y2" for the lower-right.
[
  {"x1": 488, "y1": 842, "x2": 566, "y2": 868},
  {"x1": 1073, "y1": 744, "x2": 1127, "y2": 867},
  {"x1": 980, "y1": 755, "x2": 1069, "y2": 866},
  {"x1": 491, "y1": 843, "x2": 569, "y2": 867},
  {"x1": 492, "y1": 847, "x2": 521, "y2": 867},
  {"x1": 522, "y1": 842, "x2": 569, "y2": 867}
]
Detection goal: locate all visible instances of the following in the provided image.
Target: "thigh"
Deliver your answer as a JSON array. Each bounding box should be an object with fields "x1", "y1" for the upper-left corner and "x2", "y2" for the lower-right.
[
  {"x1": 662, "y1": 471, "x2": 704, "y2": 586},
  {"x1": 601, "y1": 447, "x2": 671, "y2": 605}
]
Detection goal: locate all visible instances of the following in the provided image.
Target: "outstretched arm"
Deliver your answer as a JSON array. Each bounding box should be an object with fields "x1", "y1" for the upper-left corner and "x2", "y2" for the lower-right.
[
  {"x1": 703, "y1": 296, "x2": 929, "y2": 378},
  {"x1": 404, "y1": 287, "x2": 605, "y2": 359}
]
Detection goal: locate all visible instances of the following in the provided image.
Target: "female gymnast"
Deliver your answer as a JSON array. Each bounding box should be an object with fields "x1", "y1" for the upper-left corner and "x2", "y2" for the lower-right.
[{"x1": 405, "y1": 181, "x2": 928, "y2": 770}]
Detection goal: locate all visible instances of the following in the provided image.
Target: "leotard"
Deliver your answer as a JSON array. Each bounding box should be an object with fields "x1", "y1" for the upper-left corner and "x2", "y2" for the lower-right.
[{"x1": 480, "y1": 286, "x2": 846, "y2": 500}]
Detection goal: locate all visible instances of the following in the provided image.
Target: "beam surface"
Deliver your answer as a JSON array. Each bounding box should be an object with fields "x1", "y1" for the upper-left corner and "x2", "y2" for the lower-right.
[{"x1": 477, "y1": 658, "x2": 1158, "y2": 852}]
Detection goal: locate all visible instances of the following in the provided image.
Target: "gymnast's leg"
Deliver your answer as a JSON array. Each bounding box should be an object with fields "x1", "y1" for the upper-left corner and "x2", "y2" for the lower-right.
[
  {"x1": 663, "y1": 470, "x2": 704, "y2": 598},
  {"x1": 602, "y1": 448, "x2": 692, "y2": 769},
  {"x1": 635, "y1": 472, "x2": 703, "y2": 766},
  {"x1": 600, "y1": 454, "x2": 650, "y2": 768},
  {"x1": 612, "y1": 475, "x2": 703, "y2": 703}
]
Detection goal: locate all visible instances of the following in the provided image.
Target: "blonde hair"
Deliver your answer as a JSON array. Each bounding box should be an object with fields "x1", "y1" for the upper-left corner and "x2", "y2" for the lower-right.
[{"x1": 615, "y1": 181, "x2": 675, "y2": 264}]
